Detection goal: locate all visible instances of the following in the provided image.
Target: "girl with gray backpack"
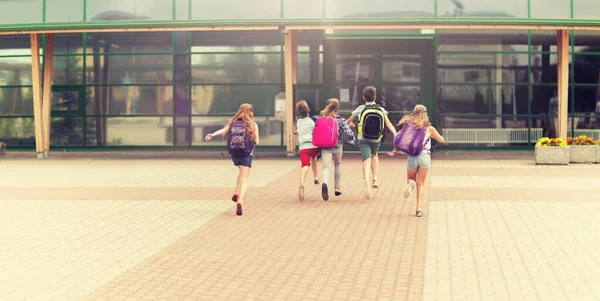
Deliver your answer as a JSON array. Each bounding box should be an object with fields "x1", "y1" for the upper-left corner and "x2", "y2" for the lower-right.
[
  {"x1": 205, "y1": 103, "x2": 259, "y2": 216},
  {"x1": 388, "y1": 105, "x2": 444, "y2": 217}
]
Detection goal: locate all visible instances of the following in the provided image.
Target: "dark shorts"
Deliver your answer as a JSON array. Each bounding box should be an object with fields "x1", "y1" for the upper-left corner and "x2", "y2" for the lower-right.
[
  {"x1": 232, "y1": 155, "x2": 252, "y2": 168},
  {"x1": 358, "y1": 139, "x2": 381, "y2": 161}
]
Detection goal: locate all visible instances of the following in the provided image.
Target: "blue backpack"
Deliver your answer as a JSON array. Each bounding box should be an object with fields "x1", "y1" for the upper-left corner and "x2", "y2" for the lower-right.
[{"x1": 227, "y1": 120, "x2": 255, "y2": 157}]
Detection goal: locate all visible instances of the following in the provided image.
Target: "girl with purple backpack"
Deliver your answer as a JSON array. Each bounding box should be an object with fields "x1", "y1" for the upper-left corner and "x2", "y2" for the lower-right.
[
  {"x1": 205, "y1": 103, "x2": 259, "y2": 216},
  {"x1": 388, "y1": 105, "x2": 444, "y2": 217}
]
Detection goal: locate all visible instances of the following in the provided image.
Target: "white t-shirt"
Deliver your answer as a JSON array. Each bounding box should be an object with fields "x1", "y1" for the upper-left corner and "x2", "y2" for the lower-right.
[{"x1": 296, "y1": 116, "x2": 317, "y2": 150}]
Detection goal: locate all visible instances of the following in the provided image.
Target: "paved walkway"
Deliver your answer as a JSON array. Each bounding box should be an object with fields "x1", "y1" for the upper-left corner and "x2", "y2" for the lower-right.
[{"x1": 1, "y1": 151, "x2": 599, "y2": 301}]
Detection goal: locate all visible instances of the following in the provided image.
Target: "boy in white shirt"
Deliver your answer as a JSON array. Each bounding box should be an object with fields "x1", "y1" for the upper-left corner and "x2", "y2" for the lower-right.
[{"x1": 294, "y1": 100, "x2": 320, "y2": 201}]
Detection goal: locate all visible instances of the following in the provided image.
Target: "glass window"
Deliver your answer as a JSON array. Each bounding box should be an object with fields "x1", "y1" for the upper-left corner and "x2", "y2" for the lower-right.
[
  {"x1": 191, "y1": 85, "x2": 280, "y2": 116},
  {"x1": 0, "y1": 57, "x2": 33, "y2": 86},
  {"x1": 87, "y1": 54, "x2": 173, "y2": 85},
  {"x1": 326, "y1": 0, "x2": 434, "y2": 18},
  {"x1": 573, "y1": 54, "x2": 600, "y2": 85},
  {"x1": 45, "y1": 0, "x2": 84, "y2": 22},
  {"x1": 0, "y1": 88, "x2": 34, "y2": 115},
  {"x1": 191, "y1": 31, "x2": 281, "y2": 49},
  {"x1": 382, "y1": 54, "x2": 421, "y2": 84},
  {"x1": 437, "y1": 0, "x2": 527, "y2": 18},
  {"x1": 284, "y1": 0, "x2": 323, "y2": 18},
  {"x1": 86, "y1": 33, "x2": 173, "y2": 53},
  {"x1": 573, "y1": 85, "x2": 599, "y2": 113},
  {"x1": 175, "y1": 0, "x2": 189, "y2": 20},
  {"x1": 53, "y1": 34, "x2": 84, "y2": 55},
  {"x1": 438, "y1": 30, "x2": 528, "y2": 51},
  {"x1": 573, "y1": 0, "x2": 600, "y2": 19},
  {"x1": 87, "y1": 85, "x2": 173, "y2": 115},
  {"x1": 0, "y1": 36, "x2": 32, "y2": 56},
  {"x1": 192, "y1": 116, "x2": 282, "y2": 146},
  {"x1": 438, "y1": 84, "x2": 528, "y2": 114},
  {"x1": 0, "y1": 118, "x2": 35, "y2": 146},
  {"x1": 531, "y1": 84, "x2": 559, "y2": 115},
  {"x1": 297, "y1": 53, "x2": 323, "y2": 84},
  {"x1": 53, "y1": 56, "x2": 84, "y2": 85},
  {"x1": 191, "y1": 53, "x2": 282, "y2": 84},
  {"x1": 438, "y1": 53, "x2": 529, "y2": 84},
  {"x1": 191, "y1": 0, "x2": 281, "y2": 19},
  {"x1": 530, "y1": 0, "x2": 571, "y2": 19},
  {"x1": 0, "y1": 0, "x2": 43, "y2": 24},
  {"x1": 86, "y1": 117, "x2": 172, "y2": 146},
  {"x1": 50, "y1": 117, "x2": 84, "y2": 146},
  {"x1": 86, "y1": 0, "x2": 172, "y2": 21}
]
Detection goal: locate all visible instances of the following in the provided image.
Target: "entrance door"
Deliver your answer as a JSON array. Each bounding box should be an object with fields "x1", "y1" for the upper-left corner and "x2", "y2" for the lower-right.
[
  {"x1": 323, "y1": 39, "x2": 435, "y2": 151},
  {"x1": 50, "y1": 86, "x2": 86, "y2": 146}
]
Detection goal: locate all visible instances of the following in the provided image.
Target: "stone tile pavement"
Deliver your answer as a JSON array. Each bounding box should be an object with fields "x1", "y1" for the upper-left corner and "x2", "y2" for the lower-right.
[{"x1": 0, "y1": 151, "x2": 599, "y2": 301}]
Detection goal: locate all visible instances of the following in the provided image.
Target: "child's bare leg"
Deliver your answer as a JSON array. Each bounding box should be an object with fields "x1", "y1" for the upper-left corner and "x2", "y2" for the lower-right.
[
  {"x1": 415, "y1": 168, "x2": 429, "y2": 213},
  {"x1": 311, "y1": 156, "x2": 319, "y2": 183}
]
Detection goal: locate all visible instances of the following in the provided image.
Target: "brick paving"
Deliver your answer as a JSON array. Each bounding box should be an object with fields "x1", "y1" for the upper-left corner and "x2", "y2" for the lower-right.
[{"x1": 0, "y1": 151, "x2": 599, "y2": 301}]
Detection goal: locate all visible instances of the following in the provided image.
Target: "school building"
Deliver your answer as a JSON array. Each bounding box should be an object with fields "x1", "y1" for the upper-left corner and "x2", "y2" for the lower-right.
[{"x1": 1, "y1": 0, "x2": 600, "y2": 157}]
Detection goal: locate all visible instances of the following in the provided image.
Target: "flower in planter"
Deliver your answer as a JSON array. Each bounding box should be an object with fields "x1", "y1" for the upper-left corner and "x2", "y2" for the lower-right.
[
  {"x1": 566, "y1": 135, "x2": 596, "y2": 146},
  {"x1": 536, "y1": 137, "x2": 567, "y2": 147}
]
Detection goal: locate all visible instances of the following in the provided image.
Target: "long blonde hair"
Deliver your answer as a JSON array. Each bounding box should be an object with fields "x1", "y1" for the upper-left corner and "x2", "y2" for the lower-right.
[
  {"x1": 398, "y1": 104, "x2": 431, "y2": 128},
  {"x1": 320, "y1": 98, "x2": 339, "y2": 118},
  {"x1": 225, "y1": 103, "x2": 256, "y2": 141}
]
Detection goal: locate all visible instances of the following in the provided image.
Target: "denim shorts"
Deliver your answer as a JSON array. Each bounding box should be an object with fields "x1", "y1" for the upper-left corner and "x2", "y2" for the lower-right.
[
  {"x1": 231, "y1": 155, "x2": 252, "y2": 168},
  {"x1": 358, "y1": 139, "x2": 381, "y2": 161},
  {"x1": 407, "y1": 151, "x2": 431, "y2": 170}
]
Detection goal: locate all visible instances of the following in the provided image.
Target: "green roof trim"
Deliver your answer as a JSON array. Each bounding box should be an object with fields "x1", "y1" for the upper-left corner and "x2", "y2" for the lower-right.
[{"x1": 1, "y1": 17, "x2": 600, "y2": 33}]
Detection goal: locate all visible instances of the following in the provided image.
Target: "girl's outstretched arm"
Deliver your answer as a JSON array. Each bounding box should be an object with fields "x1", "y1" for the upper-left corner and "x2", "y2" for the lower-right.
[{"x1": 205, "y1": 126, "x2": 229, "y2": 141}]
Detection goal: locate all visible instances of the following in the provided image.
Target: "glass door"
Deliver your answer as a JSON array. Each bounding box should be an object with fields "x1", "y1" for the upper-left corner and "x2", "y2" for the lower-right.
[
  {"x1": 323, "y1": 38, "x2": 435, "y2": 151},
  {"x1": 50, "y1": 86, "x2": 86, "y2": 146}
]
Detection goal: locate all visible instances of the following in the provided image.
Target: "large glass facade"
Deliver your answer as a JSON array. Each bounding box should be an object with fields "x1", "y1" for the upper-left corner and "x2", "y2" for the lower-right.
[{"x1": 2, "y1": 0, "x2": 600, "y2": 149}]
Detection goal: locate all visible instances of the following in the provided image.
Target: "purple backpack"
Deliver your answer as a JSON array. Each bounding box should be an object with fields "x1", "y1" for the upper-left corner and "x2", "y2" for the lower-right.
[
  {"x1": 227, "y1": 120, "x2": 255, "y2": 157},
  {"x1": 393, "y1": 122, "x2": 429, "y2": 156}
]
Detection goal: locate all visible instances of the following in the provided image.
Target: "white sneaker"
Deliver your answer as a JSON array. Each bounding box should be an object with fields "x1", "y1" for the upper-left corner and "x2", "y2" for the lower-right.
[
  {"x1": 404, "y1": 180, "x2": 416, "y2": 198},
  {"x1": 363, "y1": 180, "x2": 372, "y2": 199}
]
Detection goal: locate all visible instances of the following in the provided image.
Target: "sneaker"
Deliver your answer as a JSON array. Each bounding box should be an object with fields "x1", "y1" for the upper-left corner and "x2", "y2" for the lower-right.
[
  {"x1": 335, "y1": 190, "x2": 342, "y2": 196},
  {"x1": 231, "y1": 193, "x2": 238, "y2": 203},
  {"x1": 372, "y1": 179, "x2": 380, "y2": 188},
  {"x1": 416, "y1": 211, "x2": 423, "y2": 217},
  {"x1": 298, "y1": 183, "x2": 305, "y2": 201},
  {"x1": 404, "y1": 180, "x2": 416, "y2": 199},
  {"x1": 322, "y1": 183, "x2": 329, "y2": 201},
  {"x1": 363, "y1": 180, "x2": 372, "y2": 199},
  {"x1": 314, "y1": 178, "x2": 320, "y2": 185}
]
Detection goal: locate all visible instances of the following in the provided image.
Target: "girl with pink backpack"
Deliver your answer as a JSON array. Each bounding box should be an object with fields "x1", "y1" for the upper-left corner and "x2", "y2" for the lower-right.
[
  {"x1": 388, "y1": 105, "x2": 444, "y2": 217},
  {"x1": 315, "y1": 98, "x2": 356, "y2": 201}
]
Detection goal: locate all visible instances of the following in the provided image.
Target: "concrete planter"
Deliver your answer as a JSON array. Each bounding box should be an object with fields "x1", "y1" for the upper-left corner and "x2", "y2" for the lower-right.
[
  {"x1": 596, "y1": 146, "x2": 600, "y2": 163},
  {"x1": 569, "y1": 145, "x2": 597, "y2": 163},
  {"x1": 535, "y1": 145, "x2": 570, "y2": 165}
]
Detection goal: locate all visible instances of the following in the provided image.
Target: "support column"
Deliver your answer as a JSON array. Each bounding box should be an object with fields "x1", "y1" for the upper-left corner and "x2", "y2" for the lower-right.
[
  {"x1": 42, "y1": 33, "x2": 55, "y2": 157},
  {"x1": 557, "y1": 30, "x2": 570, "y2": 139},
  {"x1": 284, "y1": 30, "x2": 298, "y2": 155},
  {"x1": 30, "y1": 34, "x2": 44, "y2": 159}
]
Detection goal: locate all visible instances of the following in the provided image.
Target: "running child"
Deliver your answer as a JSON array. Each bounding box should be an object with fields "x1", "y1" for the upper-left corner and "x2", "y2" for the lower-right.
[
  {"x1": 205, "y1": 103, "x2": 259, "y2": 216},
  {"x1": 295, "y1": 100, "x2": 320, "y2": 201},
  {"x1": 318, "y1": 98, "x2": 356, "y2": 201},
  {"x1": 346, "y1": 86, "x2": 397, "y2": 199},
  {"x1": 388, "y1": 104, "x2": 444, "y2": 217}
]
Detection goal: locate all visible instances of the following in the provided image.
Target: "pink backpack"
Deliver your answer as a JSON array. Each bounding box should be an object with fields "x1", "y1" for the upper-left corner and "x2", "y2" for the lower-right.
[{"x1": 312, "y1": 116, "x2": 339, "y2": 148}]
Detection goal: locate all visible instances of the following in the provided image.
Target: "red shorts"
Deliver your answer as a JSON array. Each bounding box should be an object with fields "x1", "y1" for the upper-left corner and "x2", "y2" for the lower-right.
[{"x1": 299, "y1": 148, "x2": 319, "y2": 167}]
